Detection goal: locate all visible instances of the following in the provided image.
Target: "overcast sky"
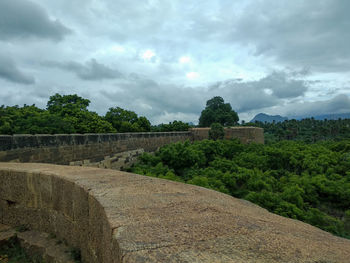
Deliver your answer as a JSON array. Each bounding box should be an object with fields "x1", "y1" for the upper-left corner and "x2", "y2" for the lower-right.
[{"x1": 0, "y1": 0, "x2": 349, "y2": 124}]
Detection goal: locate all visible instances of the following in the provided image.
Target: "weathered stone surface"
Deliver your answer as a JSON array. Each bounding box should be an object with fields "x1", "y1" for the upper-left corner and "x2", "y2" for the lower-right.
[{"x1": 0, "y1": 163, "x2": 349, "y2": 263}]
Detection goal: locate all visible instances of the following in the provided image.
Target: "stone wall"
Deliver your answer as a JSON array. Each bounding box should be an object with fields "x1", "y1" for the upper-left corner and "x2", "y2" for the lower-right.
[
  {"x1": 0, "y1": 132, "x2": 191, "y2": 164},
  {"x1": 191, "y1": 127, "x2": 264, "y2": 143},
  {"x1": 0, "y1": 128, "x2": 263, "y2": 165},
  {"x1": 1, "y1": 163, "x2": 349, "y2": 263},
  {"x1": 69, "y1": 148, "x2": 144, "y2": 170}
]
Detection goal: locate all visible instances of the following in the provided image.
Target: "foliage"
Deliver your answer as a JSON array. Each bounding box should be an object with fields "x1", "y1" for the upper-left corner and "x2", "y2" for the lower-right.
[
  {"x1": 246, "y1": 118, "x2": 350, "y2": 143},
  {"x1": 105, "y1": 107, "x2": 151, "y2": 132},
  {"x1": 47, "y1": 93, "x2": 90, "y2": 115},
  {"x1": 199, "y1": 96, "x2": 239, "y2": 127},
  {"x1": 0, "y1": 93, "x2": 154, "y2": 134},
  {"x1": 130, "y1": 139, "x2": 350, "y2": 239},
  {"x1": 0, "y1": 105, "x2": 75, "y2": 134},
  {"x1": 209, "y1": 123, "x2": 225, "y2": 140},
  {"x1": 151, "y1": 120, "x2": 192, "y2": 132},
  {"x1": 47, "y1": 94, "x2": 115, "y2": 133}
]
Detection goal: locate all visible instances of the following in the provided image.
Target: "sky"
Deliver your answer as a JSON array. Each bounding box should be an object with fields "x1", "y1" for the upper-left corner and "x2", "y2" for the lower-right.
[{"x1": 0, "y1": 0, "x2": 349, "y2": 124}]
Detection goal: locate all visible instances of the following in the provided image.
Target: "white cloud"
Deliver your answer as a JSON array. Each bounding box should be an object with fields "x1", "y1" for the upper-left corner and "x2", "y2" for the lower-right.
[
  {"x1": 179, "y1": 56, "x2": 191, "y2": 64},
  {"x1": 141, "y1": 50, "x2": 156, "y2": 61},
  {"x1": 110, "y1": 45, "x2": 126, "y2": 53},
  {"x1": 186, "y1": 72, "x2": 200, "y2": 80}
]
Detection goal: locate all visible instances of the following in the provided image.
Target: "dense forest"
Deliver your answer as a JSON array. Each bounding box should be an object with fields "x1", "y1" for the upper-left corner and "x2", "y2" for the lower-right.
[
  {"x1": 129, "y1": 139, "x2": 350, "y2": 239},
  {"x1": 0, "y1": 93, "x2": 190, "y2": 134},
  {"x1": 247, "y1": 118, "x2": 350, "y2": 143}
]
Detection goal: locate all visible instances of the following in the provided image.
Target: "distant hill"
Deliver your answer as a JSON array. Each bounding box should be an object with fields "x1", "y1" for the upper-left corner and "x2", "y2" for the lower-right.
[{"x1": 250, "y1": 113, "x2": 288, "y2": 123}]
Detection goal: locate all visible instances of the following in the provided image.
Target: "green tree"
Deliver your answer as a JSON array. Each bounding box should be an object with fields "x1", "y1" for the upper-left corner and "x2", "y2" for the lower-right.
[
  {"x1": 47, "y1": 93, "x2": 90, "y2": 116},
  {"x1": 151, "y1": 120, "x2": 191, "y2": 132},
  {"x1": 199, "y1": 96, "x2": 239, "y2": 127},
  {"x1": 47, "y1": 93, "x2": 115, "y2": 133},
  {"x1": 137, "y1": 116, "x2": 151, "y2": 132},
  {"x1": 105, "y1": 107, "x2": 151, "y2": 132},
  {"x1": 209, "y1": 123, "x2": 225, "y2": 140},
  {"x1": 0, "y1": 104, "x2": 75, "y2": 134}
]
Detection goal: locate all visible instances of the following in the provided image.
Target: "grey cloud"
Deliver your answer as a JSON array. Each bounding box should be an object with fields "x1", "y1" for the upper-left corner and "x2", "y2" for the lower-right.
[
  {"x1": 99, "y1": 71, "x2": 302, "y2": 123},
  {"x1": 282, "y1": 94, "x2": 350, "y2": 117},
  {"x1": 208, "y1": 71, "x2": 307, "y2": 112},
  {"x1": 43, "y1": 59, "x2": 123, "y2": 81},
  {"x1": 0, "y1": 0, "x2": 71, "y2": 41},
  {"x1": 27, "y1": 0, "x2": 350, "y2": 73},
  {"x1": 101, "y1": 76, "x2": 204, "y2": 117},
  {"x1": 231, "y1": 0, "x2": 350, "y2": 72},
  {"x1": 0, "y1": 55, "x2": 35, "y2": 84},
  {"x1": 258, "y1": 71, "x2": 308, "y2": 99},
  {"x1": 208, "y1": 79, "x2": 278, "y2": 112}
]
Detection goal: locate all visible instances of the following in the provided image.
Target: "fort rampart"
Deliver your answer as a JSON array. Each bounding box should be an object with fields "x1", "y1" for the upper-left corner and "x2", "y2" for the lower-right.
[
  {"x1": 0, "y1": 127, "x2": 264, "y2": 165},
  {"x1": 0, "y1": 132, "x2": 191, "y2": 164}
]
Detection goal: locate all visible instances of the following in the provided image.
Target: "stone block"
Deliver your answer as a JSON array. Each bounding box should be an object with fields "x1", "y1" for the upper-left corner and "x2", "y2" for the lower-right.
[
  {"x1": 0, "y1": 136, "x2": 13, "y2": 151},
  {"x1": 36, "y1": 135, "x2": 57, "y2": 147}
]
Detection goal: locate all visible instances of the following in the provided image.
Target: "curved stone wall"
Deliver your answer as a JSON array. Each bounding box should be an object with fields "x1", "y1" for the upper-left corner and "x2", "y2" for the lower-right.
[{"x1": 1, "y1": 163, "x2": 350, "y2": 263}]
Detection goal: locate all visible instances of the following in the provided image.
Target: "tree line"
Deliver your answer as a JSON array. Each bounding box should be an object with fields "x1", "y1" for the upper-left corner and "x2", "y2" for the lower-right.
[
  {"x1": 247, "y1": 118, "x2": 350, "y2": 144},
  {"x1": 0, "y1": 94, "x2": 241, "y2": 135},
  {"x1": 0, "y1": 93, "x2": 190, "y2": 134}
]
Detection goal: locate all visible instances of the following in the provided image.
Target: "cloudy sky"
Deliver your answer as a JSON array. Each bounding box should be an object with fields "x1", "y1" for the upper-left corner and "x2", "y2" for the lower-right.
[{"x1": 0, "y1": 0, "x2": 349, "y2": 124}]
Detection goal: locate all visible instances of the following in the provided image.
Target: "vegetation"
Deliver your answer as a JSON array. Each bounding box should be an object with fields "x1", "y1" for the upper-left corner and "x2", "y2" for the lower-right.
[
  {"x1": 129, "y1": 139, "x2": 350, "y2": 239},
  {"x1": 246, "y1": 118, "x2": 350, "y2": 143},
  {"x1": 0, "y1": 93, "x2": 195, "y2": 135},
  {"x1": 105, "y1": 106, "x2": 151, "y2": 132},
  {"x1": 209, "y1": 123, "x2": 224, "y2": 140},
  {"x1": 0, "y1": 93, "x2": 152, "y2": 134},
  {"x1": 151, "y1": 120, "x2": 192, "y2": 132},
  {"x1": 199, "y1": 96, "x2": 239, "y2": 127}
]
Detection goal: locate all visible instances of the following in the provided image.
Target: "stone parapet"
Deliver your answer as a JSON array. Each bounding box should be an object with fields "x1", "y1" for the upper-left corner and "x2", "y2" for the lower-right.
[
  {"x1": 190, "y1": 127, "x2": 264, "y2": 143},
  {"x1": 1, "y1": 163, "x2": 350, "y2": 263},
  {"x1": 0, "y1": 132, "x2": 191, "y2": 164},
  {"x1": 0, "y1": 128, "x2": 263, "y2": 165}
]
